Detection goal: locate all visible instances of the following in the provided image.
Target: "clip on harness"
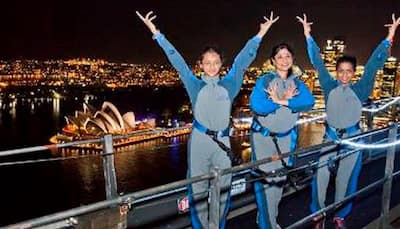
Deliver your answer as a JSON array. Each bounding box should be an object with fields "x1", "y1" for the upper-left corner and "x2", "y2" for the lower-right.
[
  {"x1": 193, "y1": 120, "x2": 242, "y2": 165},
  {"x1": 251, "y1": 117, "x2": 299, "y2": 189},
  {"x1": 325, "y1": 122, "x2": 360, "y2": 175}
]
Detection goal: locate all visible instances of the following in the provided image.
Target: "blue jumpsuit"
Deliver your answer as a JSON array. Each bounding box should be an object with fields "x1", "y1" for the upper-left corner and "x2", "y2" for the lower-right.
[
  {"x1": 154, "y1": 32, "x2": 261, "y2": 228},
  {"x1": 307, "y1": 36, "x2": 390, "y2": 218},
  {"x1": 250, "y1": 73, "x2": 315, "y2": 228}
]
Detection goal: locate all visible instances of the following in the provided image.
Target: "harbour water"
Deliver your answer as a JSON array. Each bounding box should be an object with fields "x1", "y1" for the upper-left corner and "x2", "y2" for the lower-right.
[{"x1": 0, "y1": 87, "x2": 324, "y2": 225}]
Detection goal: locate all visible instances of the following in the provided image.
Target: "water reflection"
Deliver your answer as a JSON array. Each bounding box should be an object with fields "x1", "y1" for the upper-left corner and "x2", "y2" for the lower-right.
[
  {"x1": 53, "y1": 123, "x2": 325, "y2": 196},
  {"x1": 0, "y1": 89, "x2": 327, "y2": 226},
  {"x1": 9, "y1": 100, "x2": 16, "y2": 121},
  {"x1": 52, "y1": 98, "x2": 60, "y2": 119},
  {"x1": 55, "y1": 135, "x2": 191, "y2": 194}
]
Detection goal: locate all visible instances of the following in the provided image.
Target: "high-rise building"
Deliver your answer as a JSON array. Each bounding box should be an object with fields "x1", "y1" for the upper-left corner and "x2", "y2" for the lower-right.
[
  {"x1": 372, "y1": 69, "x2": 384, "y2": 99},
  {"x1": 322, "y1": 37, "x2": 346, "y2": 73},
  {"x1": 309, "y1": 37, "x2": 346, "y2": 108},
  {"x1": 395, "y1": 66, "x2": 400, "y2": 96},
  {"x1": 381, "y1": 56, "x2": 398, "y2": 98},
  {"x1": 305, "y1": 69, "x2": 326, "y2": 109}
]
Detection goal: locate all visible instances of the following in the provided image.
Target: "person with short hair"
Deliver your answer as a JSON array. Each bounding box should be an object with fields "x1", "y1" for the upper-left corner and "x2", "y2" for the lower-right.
[{"x1": 297, "y1": 13, "x2": 400, "y2": 229}]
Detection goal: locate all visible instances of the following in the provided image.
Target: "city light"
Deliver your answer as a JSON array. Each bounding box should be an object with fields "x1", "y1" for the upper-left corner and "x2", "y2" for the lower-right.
[
  {"x1": 340, "y1": 138, "x2": 400, "y2": 149},
  {"x1": 362, "y1": 96, "x2": 400, "y2": 113}
]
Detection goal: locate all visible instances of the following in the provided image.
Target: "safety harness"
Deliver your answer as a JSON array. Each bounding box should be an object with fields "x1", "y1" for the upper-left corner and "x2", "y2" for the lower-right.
[
  {"x1": 325, "y1": 122, "x2": 360, "y2": 175},
  {"x1": 192, "y1": 120, "x2": 242, "y2": 165},
  {"x1": 325, "y1": 123, "x2": 360, "y2": 142},
  {"x1": 251, "y1": 117, "x2": 297, "y2": 167},
  {"x1": 251, "y1": 116, "x2": 299, "y2": 189}
]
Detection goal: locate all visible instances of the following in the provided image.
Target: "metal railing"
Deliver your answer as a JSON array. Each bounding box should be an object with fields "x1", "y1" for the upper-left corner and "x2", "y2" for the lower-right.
[
  {"x1": 1, "y1": 96, "x2": 399, "y2": 228},
  {"x1": 3, "y1": 124, "x2": 399, "y2": 228}
]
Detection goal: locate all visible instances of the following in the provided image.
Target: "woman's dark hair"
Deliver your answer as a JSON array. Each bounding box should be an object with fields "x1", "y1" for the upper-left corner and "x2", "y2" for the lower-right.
[
  {"x1": 270, "y1": 43, "x2": 295, "y2": 76},
  {"x1": 270, "y1": 43, "x2": 295, "y2": 59},
  {"x1": 198, "y1": 45, "x2": 224, "y2": 64},
  {"x1": 336, "y1": 55, "x2": 357, "y2": 71}
]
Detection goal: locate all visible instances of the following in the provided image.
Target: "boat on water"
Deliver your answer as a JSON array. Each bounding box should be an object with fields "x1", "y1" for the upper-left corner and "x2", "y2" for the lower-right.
[{"x1": 49, "y1": 101, "x2": 191, "y2": 149}]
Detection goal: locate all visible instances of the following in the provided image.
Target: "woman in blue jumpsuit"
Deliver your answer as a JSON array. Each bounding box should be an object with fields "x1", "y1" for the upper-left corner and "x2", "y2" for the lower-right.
[
  {"x1": 137, "y1": 10, "x2": 279, "y2": 229},
  {"x1": 297, "y1": 14, "x2": 400, "y2": 228},
  {"x1": 250, "y1": 43, "x2": 315, "y2": 229}
]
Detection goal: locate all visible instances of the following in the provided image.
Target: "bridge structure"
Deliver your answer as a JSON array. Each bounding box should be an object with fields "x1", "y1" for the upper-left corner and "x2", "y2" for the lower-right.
[{"x1": 1, "y1": 97, "x2": 400, "y2": 229}]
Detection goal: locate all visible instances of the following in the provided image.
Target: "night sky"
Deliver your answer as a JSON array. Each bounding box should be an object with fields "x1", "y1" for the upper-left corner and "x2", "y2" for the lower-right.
[{"x1": 0, "y1": 0, "x2": 399, "y2": 68}]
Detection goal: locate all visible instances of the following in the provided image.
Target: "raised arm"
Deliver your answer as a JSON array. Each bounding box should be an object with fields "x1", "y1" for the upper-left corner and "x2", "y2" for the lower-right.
[
  {"x1": 385, "y1": 13, "x2": 400, "y2": 42},
  {"x1": 221, "y1": 12, "x2": 279, "y2": 99},
  {"x1": 353, "y1": 14, "x2": 400, "y2": 102},
  {"x1": 297, "y1": 14, "x2": 337, "y2": 95},
  {"x1": 136, "y1": 11, "x2": 200, "y2": 95}
]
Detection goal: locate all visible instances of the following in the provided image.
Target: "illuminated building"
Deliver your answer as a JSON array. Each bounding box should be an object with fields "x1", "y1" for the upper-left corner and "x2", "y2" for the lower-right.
[
  {"x1": 396, "y1": 66, "x2": 400, "y2": 96},
  {"x1": 381, "y1": 56, "x2": 398, "y2": 98},
  {"x1": 322, "y1": 37, "x2": 346, "y2": 73},
  {"x1": 50, "y1": 101, "x2": 191, "y2": 149}
]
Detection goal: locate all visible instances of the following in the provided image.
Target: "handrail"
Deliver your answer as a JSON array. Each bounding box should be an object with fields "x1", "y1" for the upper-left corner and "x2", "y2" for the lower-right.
[
  {"x1": 1, "y1": 95, "x2": 399, "y2": 158},
  {"x1": 0, "y1": 128, "x2": 180, "y2": 158},
  {"x1": 5, "y1": 124, "x2": 400, "y2": 228},
  {"x1": 287, "y1": 170, "x2": 400, "y2": 229},
  {"x1": 6, "y1": 172, "x2": 215, "y2": 228},
  {"x1": 2, "y1": 97, "x2": 400, "y2": 228},
  {"x1": 0, "y1": 122, "x2": 393, "y2": 159},
  {"x1": 288, "y1": 123, "x2": 399, "y2": 228}
]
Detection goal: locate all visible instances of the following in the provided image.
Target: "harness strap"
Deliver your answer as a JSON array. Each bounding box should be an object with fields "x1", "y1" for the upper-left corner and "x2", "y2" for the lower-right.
[
  {"x1": 193, "y1": 120, "x2": 231, "y2": 138},
  {"x1": 325, "y1": 122, "x2": 360, "y2": 175},
  {"x1": 325, "y1": 122, "x2": 360, "y2": 141},
  {"x1": 251, "y1": 118, "x2": 293, "y2": 138},
  {"x1": 251, "y1": 117, "x2": 299, "y2": 189},
  {"x1": 251, "y1": 117, "x2": 297, "y2": 166},
  {"x1": 192, "y1": 120, "x2": 241, "y2": 165}
]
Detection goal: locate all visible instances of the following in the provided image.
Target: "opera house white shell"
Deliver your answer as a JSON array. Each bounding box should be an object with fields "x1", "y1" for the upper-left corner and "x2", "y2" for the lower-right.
[{"x1": 64, "y1": 101, "x2": 155, "y2": 136}]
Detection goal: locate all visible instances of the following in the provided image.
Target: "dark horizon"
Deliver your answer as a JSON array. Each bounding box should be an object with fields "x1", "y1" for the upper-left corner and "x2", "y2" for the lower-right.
[{"x1": 0, "y1": 0, "x2": 399, "y2": 68}]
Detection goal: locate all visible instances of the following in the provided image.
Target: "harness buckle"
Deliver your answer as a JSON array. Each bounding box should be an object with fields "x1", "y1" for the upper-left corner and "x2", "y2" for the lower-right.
[
  {"x1": 327, "y1": 156, "x2": 338, "y2": 175},
  {"x1": 337, "y1": 128, "x2": 346, "y2": 138},
  {"x1": 205, "y1": 129, "x2": 217, "y2": 138}
]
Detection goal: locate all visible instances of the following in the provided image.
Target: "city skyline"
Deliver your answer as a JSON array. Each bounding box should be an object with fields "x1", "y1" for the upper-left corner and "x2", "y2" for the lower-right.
[{"x1": 0, "y1": 0, "x2": 399, "y2": 67}]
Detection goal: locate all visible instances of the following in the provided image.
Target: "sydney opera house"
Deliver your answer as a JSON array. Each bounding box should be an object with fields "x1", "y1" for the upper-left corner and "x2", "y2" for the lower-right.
[{"x1": 50, "y1": 101, "x2": 191, "y2": 149}]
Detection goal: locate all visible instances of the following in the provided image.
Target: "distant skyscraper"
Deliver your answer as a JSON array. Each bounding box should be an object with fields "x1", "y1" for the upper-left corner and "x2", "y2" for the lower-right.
[
  {"x1": 396, "y1": 66, "x2": 400, "y2": 96},
  {"x1": 381, "y1": 56, "x2": 398, "y2": 98},
  {"x1": 309, "y1": 37, "x2": 346, "y2": 108},
  {"x1": 372, "y1": 69, "x2": 383, "y2": 99},
  {"x1": 322, "y1": 37, "x2": 346, "y2": 73}
]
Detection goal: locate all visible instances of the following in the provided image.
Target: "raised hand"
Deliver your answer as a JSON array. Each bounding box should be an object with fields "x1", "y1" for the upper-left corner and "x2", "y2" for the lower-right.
[
  {"x1": 265, "y1": 83, "x2": 280, "y2": 103},
  {"x1": 283, "y1": 84, "x2": 299, "y2": 100},
  {"x1": 265, "y1": 83, "x2": 291, "y2": 106},
  {"x1": 385, "y1": 13, "x2": 400, "y2": 42},
  {"x1": 296, "y1": 14, "x2": 313, "y2": 38},
  {"x1": 136, "y1": 11, "x2": 159, "y2": 35},
  {"x1": 257, "y1": 11, "x2": 280, "y2": 38}
]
